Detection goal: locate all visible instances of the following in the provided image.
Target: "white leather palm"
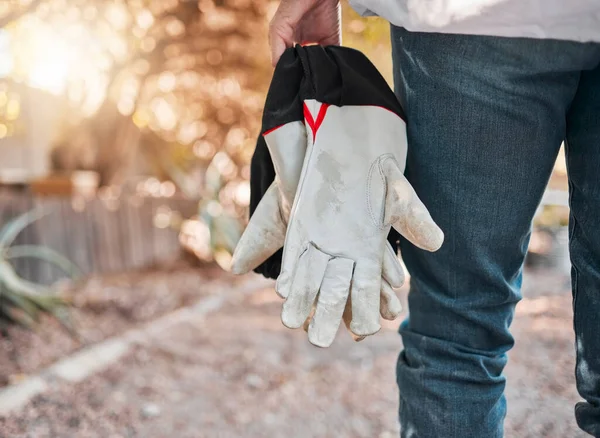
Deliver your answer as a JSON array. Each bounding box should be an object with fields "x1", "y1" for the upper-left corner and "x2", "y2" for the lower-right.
[{"x1": 277, "y1": 100, "x2": 444, "y2": 347}]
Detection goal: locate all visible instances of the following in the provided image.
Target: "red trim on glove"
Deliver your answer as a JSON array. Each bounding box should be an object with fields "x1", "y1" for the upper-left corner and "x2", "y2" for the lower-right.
[
  {"x1": 263, "y1": 124, "x2": 284, "y2": 136},
  {"x1": 304, "y1": 102, "x2": 330, "y2": 142}
]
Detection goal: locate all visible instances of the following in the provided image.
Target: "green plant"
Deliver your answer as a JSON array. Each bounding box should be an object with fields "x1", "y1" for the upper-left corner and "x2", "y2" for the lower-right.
[{"x1": 0, "y1": 208, "x2": 80, "y2": 332}]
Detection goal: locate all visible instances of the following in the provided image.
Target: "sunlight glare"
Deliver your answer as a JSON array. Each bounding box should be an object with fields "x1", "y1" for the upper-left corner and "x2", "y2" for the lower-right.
[{"x1": 0, "y1": 31, "x2": 12, "y2": 78}]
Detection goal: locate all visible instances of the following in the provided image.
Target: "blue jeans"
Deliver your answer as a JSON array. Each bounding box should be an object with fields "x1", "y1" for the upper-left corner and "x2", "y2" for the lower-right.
[{"x1": 391, "y1": 27, "x2": 600, "y2": 437}]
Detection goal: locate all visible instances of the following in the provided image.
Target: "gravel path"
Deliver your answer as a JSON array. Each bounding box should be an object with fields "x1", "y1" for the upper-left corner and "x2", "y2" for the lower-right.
[{"x1": 0, "y1": 267, "x2": 587, "y2": 438}]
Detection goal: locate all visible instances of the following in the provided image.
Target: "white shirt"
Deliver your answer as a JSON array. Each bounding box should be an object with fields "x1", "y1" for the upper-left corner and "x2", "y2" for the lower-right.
[{"x1": 349, "y1": 0, "x2": 600, "y2": 43}]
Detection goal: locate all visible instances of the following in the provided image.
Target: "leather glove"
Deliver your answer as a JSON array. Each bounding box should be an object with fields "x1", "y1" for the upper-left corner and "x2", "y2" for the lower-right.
[
  {"x1": 231, "y1": 110, "x2": 405, "y2": 332},
  {"x1": 277, "y1": 99, "x2": 443, "y2": 347},
  {"x1": 232, "y1": 45, "x2": 443, "y2": 347},
  {"x1": 231, "y1": 47, "x2": 406, "y2": 337}
]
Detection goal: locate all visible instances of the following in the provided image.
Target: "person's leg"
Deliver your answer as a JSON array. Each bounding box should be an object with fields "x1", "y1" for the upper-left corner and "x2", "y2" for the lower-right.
[
  {"x1": 564, "y1": 53, "x2": 600, "y2": 436},
  {"x1": 391, "y1": 29, "x2": 598, "y2": 437}
]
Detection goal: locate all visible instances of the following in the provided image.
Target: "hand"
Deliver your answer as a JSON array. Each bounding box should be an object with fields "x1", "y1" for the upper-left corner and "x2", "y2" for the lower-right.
[{"x1": 269, "y1": 0, "x2": 341, "y2": 66}]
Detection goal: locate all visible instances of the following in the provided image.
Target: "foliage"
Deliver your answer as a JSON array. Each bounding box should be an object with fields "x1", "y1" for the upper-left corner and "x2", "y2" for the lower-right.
[{"x1": 0, "y1": 208, "x2": 79, "y2": 331}]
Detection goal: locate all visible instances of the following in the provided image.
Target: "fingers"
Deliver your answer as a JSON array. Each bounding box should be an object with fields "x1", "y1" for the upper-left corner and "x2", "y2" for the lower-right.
[
  {"x1": 286, "y1": 251, "x2": 401, "y2": 346},
  {"x1": 268, "y1": 0, "x2": 341, "y2": 66},
  {"x1": 269, "y1": 32, "x2": 289, "y2": 68},
  {"x1": 382, "y1": 242, "x2": 404, "y2": 288},
  {"x1": 380, "y1": 279, "x2": 402, "y2": 320},
  {"x1": 275, "y1": 234, "x2": 301, "y2": 298},
  {"x1": 302, "y1": 305, "x2": 315, "y2": 333},
  {"x1": 308, "y1": 257, "x2": 353, "y2": 347},
  {"x1": 280, "y1": 243, "x2": 329, "y2": 328},
  {"x1": 384, "y1": 163, "x2": 444, "y2": 252},
  {"x1": 269, "y1": 0, "x2": 309, "y2": 66},
  {"x1": 349, "y1": 261, "x2": 381, "y2": 336},
  {"x1": 275, "y1": 221, "x2": 306, "y2": 299},
  {"x1": 231, "y1": 183, "x2": 286, "y2": 274},
  {"x1": 295, "y1": 0, "x2": 342, "y2": 48},
  {"x1": 312, "y1": 28, "x2": 341, "y2": 47},
  {"x1": 343, "y1": 277, "x2": 401, "y2": 343},
  {"x1": 342, "y1": 298, "x2": 365, "y2": 342}
]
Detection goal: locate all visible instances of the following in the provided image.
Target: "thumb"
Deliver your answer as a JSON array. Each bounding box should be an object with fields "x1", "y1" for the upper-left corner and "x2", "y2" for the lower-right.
[
  {"x1": 230, "y1": 182, "x2": 286, "y2": 274},
  {"x1": 384, "y1": 163, "x2": 444, "y2": 252}
]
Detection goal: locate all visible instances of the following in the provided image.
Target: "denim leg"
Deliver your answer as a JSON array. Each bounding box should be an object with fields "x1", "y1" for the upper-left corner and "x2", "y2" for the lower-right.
[
  {"x1": 391, "y1": 28, "x2": 599, "y2": 438},
  {"x1": 564, "y1": 55, "x2": 600, "y2": 437}
]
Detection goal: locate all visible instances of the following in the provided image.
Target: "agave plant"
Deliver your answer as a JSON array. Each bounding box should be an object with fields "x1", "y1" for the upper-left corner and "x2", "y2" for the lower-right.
[{"x1": 0, "y1": 208, "x2": 80, "y2": 332}]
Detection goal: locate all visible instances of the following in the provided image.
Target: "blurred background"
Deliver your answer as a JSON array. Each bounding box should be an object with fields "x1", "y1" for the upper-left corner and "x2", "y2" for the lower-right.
[{"x1": 0, "y1": 1, "x2": 576, "y2": 437}]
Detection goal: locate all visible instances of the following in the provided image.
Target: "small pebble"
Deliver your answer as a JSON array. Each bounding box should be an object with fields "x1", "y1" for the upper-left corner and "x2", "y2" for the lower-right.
[
  {"x1": 245, "y1": 374, "x2": 264, "y2": 389},
  {"x1": 264, "y1": 413, "x2": 277, "y2": 425},
  {"x1": 141, "y1": 402, "x2": 161, "y2": 418}
]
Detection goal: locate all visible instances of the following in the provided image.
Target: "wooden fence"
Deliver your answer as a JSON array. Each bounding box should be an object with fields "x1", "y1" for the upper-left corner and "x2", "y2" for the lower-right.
[
  {"x1": 0, "y1": 187, "x2": 198, "y2": 284},
  {"x1": 0, "y1": 185, "x2": 569, "y2": 284}
]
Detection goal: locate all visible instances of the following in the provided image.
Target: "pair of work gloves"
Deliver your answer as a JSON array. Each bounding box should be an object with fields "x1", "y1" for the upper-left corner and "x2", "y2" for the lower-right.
[{"x1": 231, "y1": 45, "x2": 444, "y2": 347}]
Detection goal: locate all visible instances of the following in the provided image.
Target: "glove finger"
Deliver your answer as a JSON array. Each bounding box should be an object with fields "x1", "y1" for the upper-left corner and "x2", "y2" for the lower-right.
[
  {"x1": 231, "y1": 182, "x2": 286, "y2": 274},
  {"x1": 349, "y1": 261, "x2": 382, "y2": 337},
  {"x1": 344, "y1": 278, "x2": 399, "y2": 339},
  {"x1": 302, "y1": 305, "x2": 315, "y2": 333},
  {"x1": 281, "y1": 243, "x2": 329, "y2": 329},
  {"x1": 342, "y1": 296, "x2": 366, "y2": 342},
  {"x1": 308, "y1": 257, "x2": 354, "y2": 348},
  {"x1": 275, "y1": 231, "x2": 304, "y2": 298},
  {"x1": 380, "y1": 279, "x2": 402, "y2": 320},
  {"x1": 382, "y1": 242, "x2": 404, "y2": 288},
  {"x1": 384, "y1": 164, "x2": 444, "y2": 252}
]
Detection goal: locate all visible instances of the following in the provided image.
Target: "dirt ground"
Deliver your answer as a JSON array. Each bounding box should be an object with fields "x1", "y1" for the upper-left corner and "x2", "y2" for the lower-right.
[
  {"x1": 0, "y1": 260, "x2": 228, "y2": 387},
  {"x1": 0, "y1": 265, "x2": 588, "y2": 438}
]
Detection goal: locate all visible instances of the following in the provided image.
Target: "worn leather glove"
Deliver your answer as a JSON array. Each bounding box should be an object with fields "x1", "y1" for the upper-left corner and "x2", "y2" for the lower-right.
[
  {"x1": 276, "y1": 99, "x2": 443, "y2": 347},
  {"x1": 231, "y1": 109, "x2": 405, "y2": 333},
  {"x1": 232, "y1": 45, "x2": 443, "y2": 347}
]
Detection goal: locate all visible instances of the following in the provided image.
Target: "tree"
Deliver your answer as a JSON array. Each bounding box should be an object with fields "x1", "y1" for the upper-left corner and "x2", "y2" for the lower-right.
[{"x1": 1, "y1": 0, "x2": 272, "y2": 199}]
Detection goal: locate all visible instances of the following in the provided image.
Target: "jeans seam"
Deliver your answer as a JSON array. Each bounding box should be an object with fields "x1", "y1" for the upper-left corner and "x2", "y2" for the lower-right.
[
  {"x1": 570, "y1": 214, "x2": 582, "y2": 379},
  {"x1": 567, "y1": 171, "x2": 580, "y2": 336}
]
